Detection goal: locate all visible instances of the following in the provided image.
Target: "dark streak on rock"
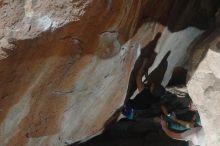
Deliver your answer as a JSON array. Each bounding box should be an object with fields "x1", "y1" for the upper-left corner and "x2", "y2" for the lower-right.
[{"x1": 1, "y1": 94, "x2": 9, "y2": 99}]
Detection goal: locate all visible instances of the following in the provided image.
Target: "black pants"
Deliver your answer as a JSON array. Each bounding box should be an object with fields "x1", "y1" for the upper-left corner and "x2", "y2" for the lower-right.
[{"x1": 128, "y1": 88, "x2": 160, "y2": 110}]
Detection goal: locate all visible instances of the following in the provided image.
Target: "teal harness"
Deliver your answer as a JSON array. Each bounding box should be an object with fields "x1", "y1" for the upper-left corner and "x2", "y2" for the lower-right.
[{"x1": 165, "y1": 111, "x2": 201, "y2": 133}]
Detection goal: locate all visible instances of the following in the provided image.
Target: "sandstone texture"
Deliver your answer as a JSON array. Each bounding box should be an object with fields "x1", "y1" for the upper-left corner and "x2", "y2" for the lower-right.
[
  {"x1": 0, "y1": 1, "x2": 153, "y2": 145},
  {"x1": 0, "y1": 0, "x2": 220, "y2": 146}
]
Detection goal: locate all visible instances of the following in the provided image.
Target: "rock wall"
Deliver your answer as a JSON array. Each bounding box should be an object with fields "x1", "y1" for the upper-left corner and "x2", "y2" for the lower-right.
[
  {"x1": 187, "y1": 27, "x2": 220, "y2": 146},
  {"x1": 0, "y1": 0, "x2": 220, "y2": 146},
  {"x1": 0, "y1": 1, "x2": 155, "y2": 145}
]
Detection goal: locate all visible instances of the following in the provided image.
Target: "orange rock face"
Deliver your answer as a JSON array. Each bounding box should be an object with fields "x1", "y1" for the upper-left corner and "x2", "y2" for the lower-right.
[
  {"x1": 0, "y1": 0, "x2": 219, "y2": 146},
  {"x1": 0, "y1": 1, "x2": 150, "y2": 145}
]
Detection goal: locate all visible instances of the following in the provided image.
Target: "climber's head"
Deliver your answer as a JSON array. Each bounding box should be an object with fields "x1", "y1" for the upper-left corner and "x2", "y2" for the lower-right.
[{"x1": 149, "y1": 82, "x2": 165, "y2": 97}]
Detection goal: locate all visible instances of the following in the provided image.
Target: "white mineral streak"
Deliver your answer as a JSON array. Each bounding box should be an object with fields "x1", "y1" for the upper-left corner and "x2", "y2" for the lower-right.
[
  {"x1": 25, "y1": 0, "x2": 34, "y2": 17},
  {"x1": 37, "y1": 15, "x2": 53, "y2": 31},
  {"x1": 0, "y1": 61, "x2": 55, "y2": 145},
  {"x1": 149, "y1": 27, "x2": 204, "y2": 86}
]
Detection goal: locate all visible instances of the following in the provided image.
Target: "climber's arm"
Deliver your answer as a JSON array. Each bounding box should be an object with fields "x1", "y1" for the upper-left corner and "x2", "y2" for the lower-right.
[
  {"x1": 161, "y1": 104, "x2": 195, "y2": 128},
  {"x1": 161, "y1": 119, "x2": 183, "y2": 140},
  {"x1": 173, "y1": 116, "x2": 195, "y2": 128},
  {"x1": 136, "y1": 58, "x2": 148, "y2": 92}
]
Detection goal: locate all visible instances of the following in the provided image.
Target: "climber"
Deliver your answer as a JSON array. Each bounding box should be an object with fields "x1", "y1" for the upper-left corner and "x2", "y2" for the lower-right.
[
  {"x1": 158, "y1": 93, "x2": 204, "y2": 146},
  {"x1": 122, "y1": 50, "x2": 171, "y2": 120},
  {"x1": 160, "y1": 93, "x2": 201, "y2": 133},
  {"x1": 122, "y1": 32, "x2": 165, "y2": 119},
  {"x1": 122, "y1": 57, "x2": 166, "y2": 119},
  {"x1": 125, "y1": 32, "x2": 162, "y2": 103}
]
